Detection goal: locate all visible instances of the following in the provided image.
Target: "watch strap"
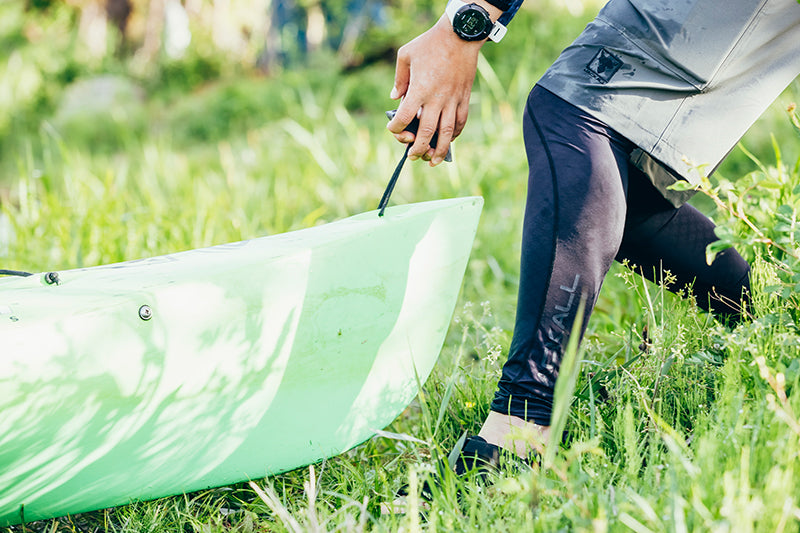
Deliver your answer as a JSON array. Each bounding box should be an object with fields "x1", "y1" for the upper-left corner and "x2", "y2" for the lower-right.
[
  {"x1": 483, "y1": 0, "x2": 514, "y2": 10},
  {"x1": 497, "y1": 0, "x2": 524, "y2": 26}
]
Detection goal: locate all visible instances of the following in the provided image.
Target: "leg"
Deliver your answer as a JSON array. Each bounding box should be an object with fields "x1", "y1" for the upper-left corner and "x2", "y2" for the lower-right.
[
  {"x1": 486, "y1": 87, "x2": 634, "y2": 447},
  {"x1": 617, "y1": 167, "x2": 751, "y2": 322}
]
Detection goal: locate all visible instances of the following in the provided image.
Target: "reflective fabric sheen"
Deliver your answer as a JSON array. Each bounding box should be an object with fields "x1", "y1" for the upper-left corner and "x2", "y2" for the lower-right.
[{"x1": 538, "y1": 0, "x2": 800, "y2": 206}]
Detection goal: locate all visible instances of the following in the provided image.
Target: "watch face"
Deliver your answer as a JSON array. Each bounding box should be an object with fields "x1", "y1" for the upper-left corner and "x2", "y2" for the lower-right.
[
  {"x1": 459, "y1": 11, "x2": 484, "y2": 35},
  {"x1": 453, "y1": 5, "x2": 490, "y2": 41}
]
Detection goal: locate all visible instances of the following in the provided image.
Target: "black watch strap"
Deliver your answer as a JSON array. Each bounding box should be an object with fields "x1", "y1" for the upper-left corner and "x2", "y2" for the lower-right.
[{"x1": 484, "y1": 0, "x2": 514, "y2": 10}]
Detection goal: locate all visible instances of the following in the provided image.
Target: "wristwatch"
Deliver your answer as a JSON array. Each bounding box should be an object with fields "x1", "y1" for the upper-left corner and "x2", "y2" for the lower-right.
[{"x1": 445, "y1": 0, "x2": 507, "y2": 43}]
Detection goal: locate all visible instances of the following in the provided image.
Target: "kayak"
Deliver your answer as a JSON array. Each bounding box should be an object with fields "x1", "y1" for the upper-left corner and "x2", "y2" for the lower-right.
[{"x1": 0, "y1": 196, "x2": 483, "y2": 526}]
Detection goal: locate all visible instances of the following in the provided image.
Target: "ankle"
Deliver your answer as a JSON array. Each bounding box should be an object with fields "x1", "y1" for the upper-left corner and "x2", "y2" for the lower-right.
[{"x1": 478, "y1": 411, "x2": 549, "y2": 458}]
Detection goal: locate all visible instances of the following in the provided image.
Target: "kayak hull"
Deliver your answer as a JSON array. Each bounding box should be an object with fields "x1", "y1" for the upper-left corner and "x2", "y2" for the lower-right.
[{"x1": 0, "y1": 197, "x2": 483, "y2": 525}]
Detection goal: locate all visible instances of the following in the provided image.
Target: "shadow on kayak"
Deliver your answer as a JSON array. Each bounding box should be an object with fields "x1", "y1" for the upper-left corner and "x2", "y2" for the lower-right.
[{"x1": 0, "y1": 197, "x2": 483, "y2": 525}]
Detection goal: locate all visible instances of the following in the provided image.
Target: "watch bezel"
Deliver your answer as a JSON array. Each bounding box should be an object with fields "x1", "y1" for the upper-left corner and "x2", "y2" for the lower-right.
[{"x1": 452, "y1": 3, "x2": 492, "y2": 42}]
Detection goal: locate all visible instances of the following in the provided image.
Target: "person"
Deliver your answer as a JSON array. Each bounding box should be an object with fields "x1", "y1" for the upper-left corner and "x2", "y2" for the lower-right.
[{"x1": 387, "y1": 0, "x2": 800, "y2": 466}]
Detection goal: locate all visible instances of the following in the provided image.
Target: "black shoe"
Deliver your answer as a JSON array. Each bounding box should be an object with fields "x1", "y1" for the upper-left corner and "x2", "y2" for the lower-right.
[
  {"x1": 392, "y1": 433, "x2": 494, "y2": 504},
  {"x1": 390, "y1": 433, "x2": 534, "y2": 508},
  {"x1": 450, "y1": 434, "x2": 500, "y2": 476}
]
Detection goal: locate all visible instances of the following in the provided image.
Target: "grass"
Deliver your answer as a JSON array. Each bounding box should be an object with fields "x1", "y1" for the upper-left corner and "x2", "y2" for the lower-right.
[{"x1": 3, "y1": 2, "x2": 800, "y2": 531}]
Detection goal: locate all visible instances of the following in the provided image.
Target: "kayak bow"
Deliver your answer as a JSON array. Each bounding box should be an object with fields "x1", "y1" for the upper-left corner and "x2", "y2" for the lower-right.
[{"x1": 0, "y1": 197, "x2": 483, "y2": 525}]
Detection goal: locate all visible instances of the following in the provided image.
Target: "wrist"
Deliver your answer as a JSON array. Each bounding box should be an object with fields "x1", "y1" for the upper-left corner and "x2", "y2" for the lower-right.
[{"x1": 433, "y1": 14, "x2": 486, "y2": 48}]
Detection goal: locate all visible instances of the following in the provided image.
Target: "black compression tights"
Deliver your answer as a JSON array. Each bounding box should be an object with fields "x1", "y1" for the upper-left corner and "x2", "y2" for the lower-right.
[{"x1": 490, "y1": 86, "x2": 750, "y2": 425}]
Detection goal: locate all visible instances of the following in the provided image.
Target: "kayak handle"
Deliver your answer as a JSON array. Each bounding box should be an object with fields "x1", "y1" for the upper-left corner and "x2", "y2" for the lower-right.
[
  {"x1": 378, "y1": 110, "x2": 453, "y2": 217},
  {"x1": 0, "y1": 269, "x2": 32, "y2": 277}
]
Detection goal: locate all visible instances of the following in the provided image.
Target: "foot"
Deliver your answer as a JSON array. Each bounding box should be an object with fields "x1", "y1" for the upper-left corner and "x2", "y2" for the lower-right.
[
  {"x1": 477, "y1": 411, "x2": 549, "y2": 458},
  {"x1": 452, "y1": 434, "x2": 500, "y2": 476}
]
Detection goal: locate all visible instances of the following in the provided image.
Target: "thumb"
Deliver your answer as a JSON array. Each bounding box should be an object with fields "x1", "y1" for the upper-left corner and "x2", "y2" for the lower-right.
[{"x1": 391, "y1": 48, "x2": 411, "y2": 100}]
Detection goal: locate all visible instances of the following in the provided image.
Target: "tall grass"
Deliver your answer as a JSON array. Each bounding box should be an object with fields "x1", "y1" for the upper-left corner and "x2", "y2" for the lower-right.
[{"x1": 3, "y1": 3, "x2": 800, "y2": 531}]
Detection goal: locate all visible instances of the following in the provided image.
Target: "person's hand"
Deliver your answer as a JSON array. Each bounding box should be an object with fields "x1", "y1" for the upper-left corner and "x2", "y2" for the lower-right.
[{"x1": 386, "y1": 16, "x2": 486, "y2": 166}]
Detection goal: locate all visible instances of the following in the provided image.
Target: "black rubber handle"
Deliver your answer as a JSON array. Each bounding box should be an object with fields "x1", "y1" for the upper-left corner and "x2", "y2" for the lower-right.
[{"x1": 386, "y1": 110, "x2": 453, "y2": 162}]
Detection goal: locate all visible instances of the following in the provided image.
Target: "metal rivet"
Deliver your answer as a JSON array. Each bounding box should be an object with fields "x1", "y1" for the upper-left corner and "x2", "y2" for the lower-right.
[
  {"x1": 138, "y1": 305, "x2": 153, "y2": 321},
  {"x1": 44, "y1": 272, "x2": 60, "y2": 285}
]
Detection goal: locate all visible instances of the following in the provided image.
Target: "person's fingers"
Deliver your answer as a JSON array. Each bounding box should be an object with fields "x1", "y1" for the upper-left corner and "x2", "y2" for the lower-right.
[
  {"x1": 392, "y1": 131, "x2": 416, "y2": 144},
  {"x1": 387, "y1": 47, "x2": 415, "y2": 138},
  {"x1": 430, "y1": 106, "x2": 457, "y2": 166},
  {"x1": 453, "y1": 100, "x2": 470, "y2": 139},
  {"x1": 387, "y1": 98, "x2": 420, "y2": 135},
  {"x1": 408, "y1": 108, "x2": 441, "y2": 160}
]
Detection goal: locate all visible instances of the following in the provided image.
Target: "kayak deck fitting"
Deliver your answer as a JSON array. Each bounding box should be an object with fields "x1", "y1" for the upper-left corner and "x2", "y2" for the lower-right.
[{"x1": 0, "y1": 197, "x2": 483, "y2": 526}]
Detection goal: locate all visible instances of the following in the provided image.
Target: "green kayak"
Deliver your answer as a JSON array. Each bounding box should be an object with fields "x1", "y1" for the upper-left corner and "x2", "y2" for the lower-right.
[{"x1": 0, "y1": 197, "x2": 483, "y2": 526}]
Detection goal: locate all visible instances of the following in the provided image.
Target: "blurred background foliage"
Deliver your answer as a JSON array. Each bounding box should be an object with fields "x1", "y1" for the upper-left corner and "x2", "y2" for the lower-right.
[
  {"x1": 5, "y1": 0, "x2": 794, "y2": 176},
  {"x1": 0, "y1": 0, "x2": 603, "y2": 170},
  {"x1": 1, "y1": 0, "x2": 797, "y2": 292},
  {"x1": 0, "y1": 0, "x2": 615, "y2": 310},
  {"x1": 1, "y1": 0, "x2": 796, "y2": 315}
]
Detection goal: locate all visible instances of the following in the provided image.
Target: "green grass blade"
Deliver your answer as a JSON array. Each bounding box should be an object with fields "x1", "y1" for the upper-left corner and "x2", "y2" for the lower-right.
[{"x1": 544, "y1": 297, "x2": 586, "y2": 469}]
